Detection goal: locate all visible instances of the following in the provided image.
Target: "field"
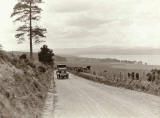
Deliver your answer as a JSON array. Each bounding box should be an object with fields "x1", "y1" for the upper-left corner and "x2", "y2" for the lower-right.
[
  {"x1": 56, "y1": 56, "x2": 160, "y2": 96},
  {"x1": 56, "y1": 57, "x2": 160, "y2": 79}
]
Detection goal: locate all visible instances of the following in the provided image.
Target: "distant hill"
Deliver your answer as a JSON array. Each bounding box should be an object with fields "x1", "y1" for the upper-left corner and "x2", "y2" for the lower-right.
[
  {"x1": 64, "y1": 56, "x2": 137, "y2": 65},
  {"x1": 54, "y1": 46, "x2": 160, "y2": 56},
  {"x1": 54, "y1": 55, "x2": 66, "y2": 62}
]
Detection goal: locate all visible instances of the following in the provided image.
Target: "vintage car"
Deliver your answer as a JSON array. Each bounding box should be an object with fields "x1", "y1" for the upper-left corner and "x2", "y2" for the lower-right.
[{"x1": 56, "y1": 64, "x2": 69, "y2": 79}]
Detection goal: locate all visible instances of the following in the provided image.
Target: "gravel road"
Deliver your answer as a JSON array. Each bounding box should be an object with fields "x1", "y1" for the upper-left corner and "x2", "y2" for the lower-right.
[{"x1": 44, "y1": 73, "x2": 160, "y2": 118}]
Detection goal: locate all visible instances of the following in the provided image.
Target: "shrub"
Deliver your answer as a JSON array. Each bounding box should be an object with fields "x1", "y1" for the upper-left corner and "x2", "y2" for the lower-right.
[
  {"x1": 93, "y1": 71, "x2": 96, "y2": 75},
  {"x1": 38, "y1": 66, "x2": 46, "y2": 73},
  {"x1": 27, "y1": 61, "x2": 36, "y2": 68},
  {"x1": 19, "y1": 54, "x2": 27, "y2": 60}
]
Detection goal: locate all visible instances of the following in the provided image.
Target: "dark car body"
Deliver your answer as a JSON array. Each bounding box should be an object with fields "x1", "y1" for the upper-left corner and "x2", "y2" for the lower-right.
[{"x1": 56, "y1": 64, "x2": 69, "y2": 79}]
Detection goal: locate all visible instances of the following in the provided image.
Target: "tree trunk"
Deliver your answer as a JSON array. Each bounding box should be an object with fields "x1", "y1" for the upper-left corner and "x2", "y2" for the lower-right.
[{"x1": 29, "y1": 1, "x2": 33, "y2": 59}]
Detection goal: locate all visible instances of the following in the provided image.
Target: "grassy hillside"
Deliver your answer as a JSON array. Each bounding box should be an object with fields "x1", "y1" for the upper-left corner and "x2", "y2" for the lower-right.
[{"x1": 0, "y1": 51, "x2": 54, "y2": 118}]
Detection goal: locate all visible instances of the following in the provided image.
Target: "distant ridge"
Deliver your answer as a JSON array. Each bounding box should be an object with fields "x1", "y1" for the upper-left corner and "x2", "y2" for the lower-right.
[{"x1": 53, "y1": 46, "x2": 160, "y2": 56}]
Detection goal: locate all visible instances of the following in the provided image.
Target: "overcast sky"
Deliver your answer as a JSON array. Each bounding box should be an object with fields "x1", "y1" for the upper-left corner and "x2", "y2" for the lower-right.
[{"x1": 1, "y1": 0, "x2": 160, "y2": 51}]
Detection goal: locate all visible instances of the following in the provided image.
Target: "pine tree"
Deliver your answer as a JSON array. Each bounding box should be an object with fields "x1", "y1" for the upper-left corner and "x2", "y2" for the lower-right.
[{"x1": 11, "y1": 0, "x2": 47, "y2": 59}]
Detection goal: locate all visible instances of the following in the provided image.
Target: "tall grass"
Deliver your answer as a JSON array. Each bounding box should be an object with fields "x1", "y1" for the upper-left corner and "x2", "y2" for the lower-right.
[
  {"x1": 69, "y1": 66, "x2": 160, "y2": 96},
  {"x1": 0, "y1": 51, "x2": 54, "y2": 118}
]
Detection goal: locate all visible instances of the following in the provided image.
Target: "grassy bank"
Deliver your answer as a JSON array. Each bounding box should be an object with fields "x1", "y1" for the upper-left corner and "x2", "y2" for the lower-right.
[
  {"x1": 0, "y1": 51, "x2": 54, "y2": 118},
  {"x1": 69, "y1": 69, "x2": 160, "y2": 96}
]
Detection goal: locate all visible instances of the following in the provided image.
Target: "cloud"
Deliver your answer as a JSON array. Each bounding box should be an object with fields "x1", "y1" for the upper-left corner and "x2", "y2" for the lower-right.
[
  {"x1": 47, "y1": 26, "x2": 91, "y2": 40},
  {"x1": 63, "y1": 28, "x2": 91, "y2": 39},
  {"x1": 2, "y1": 0, "x2": 160, "y2": 51},
  {"x1": 67, "y1": 15, "x2": 109, "y2": 29},
  {"x1": 49, "y1": 0, "x2": 93, "y2": 13}
]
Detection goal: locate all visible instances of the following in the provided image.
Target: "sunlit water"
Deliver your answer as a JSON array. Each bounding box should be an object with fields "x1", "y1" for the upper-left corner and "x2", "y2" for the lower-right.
[{"x1": 79, "y1": 55, "x2": 160, "y2": 65}]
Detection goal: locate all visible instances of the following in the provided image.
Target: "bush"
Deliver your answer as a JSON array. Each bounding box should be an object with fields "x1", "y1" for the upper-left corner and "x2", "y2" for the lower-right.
[
  {"x1": 27, "y1": 60, "x2": 36, "y2": 68},
  {"x1": 19, "y1": 54, "x2": 27, "y2": 60},
  {"x1": 38, "y1": 45, "x2": 54, "y2": 66},
  {"x1": 38, "y1": 66, "x2": 46, "y2": 73}
]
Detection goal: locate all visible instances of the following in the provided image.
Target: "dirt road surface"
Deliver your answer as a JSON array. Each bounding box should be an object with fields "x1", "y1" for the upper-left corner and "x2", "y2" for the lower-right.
[{"x1": 44, "y1": 73, "x2": 160, "y2": 118}]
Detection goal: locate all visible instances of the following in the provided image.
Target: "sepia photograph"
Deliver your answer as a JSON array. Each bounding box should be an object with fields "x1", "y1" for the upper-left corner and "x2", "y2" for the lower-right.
[{"x1": 0, "y1": 0, "x2": 160, "y2": 118}]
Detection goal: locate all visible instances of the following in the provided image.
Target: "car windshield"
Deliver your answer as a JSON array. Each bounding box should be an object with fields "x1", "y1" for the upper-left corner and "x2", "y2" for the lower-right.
[{"x1": 57, "y1": 65, "x2": 66, "y2": 68}]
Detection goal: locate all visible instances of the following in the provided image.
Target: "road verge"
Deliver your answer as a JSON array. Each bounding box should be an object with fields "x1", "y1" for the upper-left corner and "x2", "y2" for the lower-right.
[{"x1": 69, "y1": 70, "x2": 160, "y2": 96}]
